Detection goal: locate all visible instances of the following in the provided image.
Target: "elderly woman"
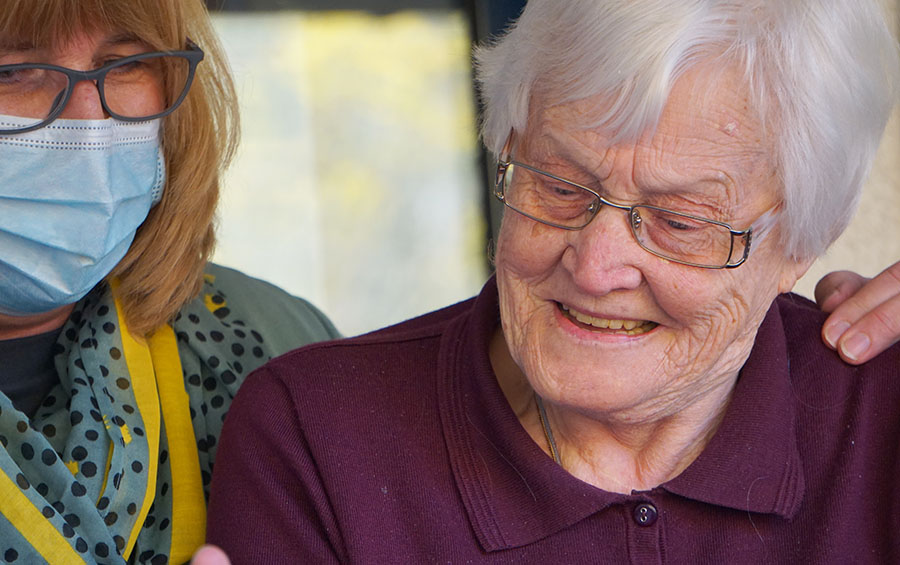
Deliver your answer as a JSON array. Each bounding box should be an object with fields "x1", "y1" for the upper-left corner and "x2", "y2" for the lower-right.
[
  {"x1": 0, "y1": 1, "x2": 338, "y2": 562},
  {"x1": 206, "y1": 0, "x2": 900, "y2": 562}
]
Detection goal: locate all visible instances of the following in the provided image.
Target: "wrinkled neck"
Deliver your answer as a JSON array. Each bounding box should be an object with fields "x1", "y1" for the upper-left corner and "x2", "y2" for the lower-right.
[
  {"x1": 490, "y1": 325, "x2": 738, "y2": 493},
  {"x1": 539, "y1": 385, "x2": 735, "y2": 493}
]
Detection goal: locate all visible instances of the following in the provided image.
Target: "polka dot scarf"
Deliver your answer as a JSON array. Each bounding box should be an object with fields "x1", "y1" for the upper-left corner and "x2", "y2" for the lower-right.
[{"x1": 0, "y1": 273, "x2": 277, "y2": 564}]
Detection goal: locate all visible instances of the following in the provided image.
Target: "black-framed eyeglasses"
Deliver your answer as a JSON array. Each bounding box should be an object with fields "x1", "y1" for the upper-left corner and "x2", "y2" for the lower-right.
[
  {"x1": 0, "y1": 39, "x2": 204, "y2": 134},
  {"x1": 495, "y1": 158, "x2": 778, "y2": 269}
]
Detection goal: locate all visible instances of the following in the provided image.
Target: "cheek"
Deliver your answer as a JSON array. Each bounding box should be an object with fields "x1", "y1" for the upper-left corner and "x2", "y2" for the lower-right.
[
  {"x1": 495, "y1": 214, "x2": 564, "y2": 280},
  {"x1": 656, "y1": 264, "x2": 782, "y2": 374},
  {"x1": 138, "y1": 80, "x2": 169, "y2": 115},
  {"x1": 495, "y1": 217, "x2": 565, "y2": 363}
]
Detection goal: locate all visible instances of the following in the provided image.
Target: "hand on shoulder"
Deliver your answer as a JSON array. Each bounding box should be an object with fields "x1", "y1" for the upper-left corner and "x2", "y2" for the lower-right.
[{"x1": 816, "y1": 262, "x2": 900, "y2": 364}]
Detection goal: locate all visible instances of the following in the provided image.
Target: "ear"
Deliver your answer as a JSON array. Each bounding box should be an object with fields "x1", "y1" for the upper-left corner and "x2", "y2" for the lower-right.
[
  {"x1": 500, "y1": 128, "x2": 515, "y2": 161},
  {"x1": 777, "y1": 255, "x2": 815, "y2": 294}
]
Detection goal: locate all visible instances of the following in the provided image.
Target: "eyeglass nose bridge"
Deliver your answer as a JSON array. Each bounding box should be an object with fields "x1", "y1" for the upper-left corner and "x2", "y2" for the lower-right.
[
  {"x1": 44, "y1": 69, "x2": 111, "y2": 123},
  {"x1": 62, "y1": 66, "x2": 114, "y2": 117},
  {"x1": 578, "y1": 197, "x2": 661, "y2": 263},
  {"x1": 583, "y1": 194, "x2": 640, "y2": 231},
  {"x1": 564, "y1": 195, "x2": 648, "y2": 263},
  {"x1": 66, "y1": 74, "x2": 108, "y2": 107}
]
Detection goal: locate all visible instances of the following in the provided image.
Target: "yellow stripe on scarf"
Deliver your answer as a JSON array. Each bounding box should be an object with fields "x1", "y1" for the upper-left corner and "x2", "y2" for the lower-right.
[
  {"x1": 0, "y1": 472, "x2": 85, "y2": 563},
  {"x1": 112, "y1": 280, "x2": 206, "y2": 561},
  {"x1": 148, "y1": 326, "x2": 206, "y2": 563},
  {"x1": 114, "y1": 293, "x2": 162, "y2": 560}
]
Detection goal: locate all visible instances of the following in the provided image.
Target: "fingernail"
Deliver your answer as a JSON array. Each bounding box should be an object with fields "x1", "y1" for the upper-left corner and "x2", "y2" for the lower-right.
[
  {"x1": 841, "y1": 332, "x2": 870, "y2": 362},
  {"x1": 823, "y1": 321, "x2": 850, "y2": 348}
]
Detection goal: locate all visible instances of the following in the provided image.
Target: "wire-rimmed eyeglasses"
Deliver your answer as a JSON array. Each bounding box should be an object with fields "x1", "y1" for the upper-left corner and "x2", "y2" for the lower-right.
[
  {"x1": 0, "y1": 39, "x2": 204, "y2": 134},
  {"x1": 495, "y1": 158, "x2": 777, "y2": 269}
]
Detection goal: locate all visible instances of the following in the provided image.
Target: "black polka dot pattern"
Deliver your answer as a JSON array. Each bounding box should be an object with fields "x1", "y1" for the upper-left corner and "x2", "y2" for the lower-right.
[{"x1": 1, "y1": 267, "x2": 336, "y2": 562}]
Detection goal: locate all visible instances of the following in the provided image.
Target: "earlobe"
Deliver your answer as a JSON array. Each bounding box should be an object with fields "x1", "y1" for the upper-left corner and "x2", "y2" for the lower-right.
[{"x1": 778, "y1": 256, "x2": 814, "y2": 294}]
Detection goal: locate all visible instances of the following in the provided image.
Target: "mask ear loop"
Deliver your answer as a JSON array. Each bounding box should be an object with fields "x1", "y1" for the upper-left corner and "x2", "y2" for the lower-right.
[{"x1": 150, "y1": 145, "x2": 166, "y2": 207}]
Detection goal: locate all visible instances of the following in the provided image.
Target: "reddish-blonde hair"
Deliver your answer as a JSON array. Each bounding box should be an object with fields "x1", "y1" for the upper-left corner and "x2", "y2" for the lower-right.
[{"x1": 0, "y1": 0, "x2": 240, "y2": 335}]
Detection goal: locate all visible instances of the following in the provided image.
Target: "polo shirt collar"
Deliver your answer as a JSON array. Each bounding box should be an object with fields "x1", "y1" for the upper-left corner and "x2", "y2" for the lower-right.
[
  {"x1": 663, "y1": 298, "x2": 805, "y2": 517},
  {"x1": 439, "y1": 278, "x2": 804, "y2": 552}
]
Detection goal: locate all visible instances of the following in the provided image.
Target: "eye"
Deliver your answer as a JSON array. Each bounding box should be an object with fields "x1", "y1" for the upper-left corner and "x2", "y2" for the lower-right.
[
  {"x1": 0, "y1": 67, "x2": 35, "y2": 85},
  {"x1": 549, "y1": 183, "x2": 579, "y2": 197},
  {"x1": 105, "y1": 59, "x2": 148, "y2": 75},
  {"x1": 665, "y1": 218, "x2": 697, "y2": 231}
]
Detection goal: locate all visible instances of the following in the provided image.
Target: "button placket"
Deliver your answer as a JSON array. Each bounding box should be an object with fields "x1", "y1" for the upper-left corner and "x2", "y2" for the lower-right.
[
  {"x1": 625, "y1": 499, "x2": 663, "y2": 563},
  {"x1": 633, "y1": 502, "x2": 658, "y2": 527}
]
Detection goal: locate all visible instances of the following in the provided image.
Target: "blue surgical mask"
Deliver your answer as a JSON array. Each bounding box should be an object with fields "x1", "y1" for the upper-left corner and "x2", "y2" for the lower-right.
[{"x1": 0, "y1": 115, "x2": 165, "y2": 316}]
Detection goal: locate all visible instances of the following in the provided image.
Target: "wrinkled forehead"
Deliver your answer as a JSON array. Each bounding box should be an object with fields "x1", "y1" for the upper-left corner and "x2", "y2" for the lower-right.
[
  {"x1": 523, "y1": 62, "x2": 772, "y2": 162},
  {"x1": 541, "y1": 43, "x2": 770, "y2": 137},
  {"x1": 521, "y1": 63, "x2": 778, "y2": 215}
]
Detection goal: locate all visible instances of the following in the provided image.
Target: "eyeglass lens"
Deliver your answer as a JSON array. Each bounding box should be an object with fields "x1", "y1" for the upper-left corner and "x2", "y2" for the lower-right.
[
  {"x1": 0, "y1": 54, "x2": 191, "y2": 131},
  {"x1": 630, "y1": 206, "x2": 734, "y2": 266},
  {"x1": 501, "y1": 162, "x2": 741, "y2": 267}
]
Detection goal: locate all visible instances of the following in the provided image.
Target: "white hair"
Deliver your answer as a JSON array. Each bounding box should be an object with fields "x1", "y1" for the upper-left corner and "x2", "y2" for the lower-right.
[{"x1": 475, "y1": 0, "x2": 900, "y2": 259}]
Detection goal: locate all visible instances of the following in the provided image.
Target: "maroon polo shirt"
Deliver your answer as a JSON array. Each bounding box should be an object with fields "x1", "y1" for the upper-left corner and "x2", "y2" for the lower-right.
[{"x1": 207, "y1": 277, "x2": 900, "y2": 563}]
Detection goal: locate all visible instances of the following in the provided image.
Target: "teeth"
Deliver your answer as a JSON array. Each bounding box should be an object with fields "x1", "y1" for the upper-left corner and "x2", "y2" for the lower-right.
[{"x1": 560, "y1": 304, "x2": 656, "y2": 335}]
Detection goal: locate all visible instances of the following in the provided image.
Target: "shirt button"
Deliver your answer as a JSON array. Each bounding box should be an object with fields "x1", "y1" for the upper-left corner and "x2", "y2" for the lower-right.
[{"x1": 633, "y1": 503, "x2": 658, "y2": 527}]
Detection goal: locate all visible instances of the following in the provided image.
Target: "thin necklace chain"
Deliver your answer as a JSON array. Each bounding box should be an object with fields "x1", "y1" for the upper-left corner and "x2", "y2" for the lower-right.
[{"x1": 534, "y1": 393, "x2": 561, "y2": 464}]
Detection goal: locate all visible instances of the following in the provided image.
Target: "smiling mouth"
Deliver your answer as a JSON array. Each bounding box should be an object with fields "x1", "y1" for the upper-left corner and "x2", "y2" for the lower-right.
[{"x1": 559, "y1": 303, "x2": 659, "y2": 336}]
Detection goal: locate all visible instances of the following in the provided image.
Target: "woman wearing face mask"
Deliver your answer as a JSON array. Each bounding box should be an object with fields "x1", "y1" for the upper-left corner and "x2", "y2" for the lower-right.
[
  {"x1": 2, "y1": 1, "x2": 899, "y2": 564},
  {"x1": 0, "y1": 1, "x2": 339, "y2": 562}
]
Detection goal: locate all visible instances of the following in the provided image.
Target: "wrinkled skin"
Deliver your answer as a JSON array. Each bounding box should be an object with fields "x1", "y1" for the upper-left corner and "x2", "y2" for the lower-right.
[{"x1": 491, "y1": 63, "x2": 811, "y2": 492}]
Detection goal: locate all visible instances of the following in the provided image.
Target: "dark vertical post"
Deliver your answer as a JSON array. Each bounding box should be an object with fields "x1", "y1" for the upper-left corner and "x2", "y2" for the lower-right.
[{"x1": 466, "y1": 0, "x2": 526, "y2": 268}]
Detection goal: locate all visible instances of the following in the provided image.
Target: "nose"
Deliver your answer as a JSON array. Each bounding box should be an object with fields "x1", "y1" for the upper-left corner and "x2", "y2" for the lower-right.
[
  {"x1": 561, "y1": 205, "x2": 645, "y2": 295},
  {"x1": 58, "y1": 79, "x2": 108, "y2": 120}
]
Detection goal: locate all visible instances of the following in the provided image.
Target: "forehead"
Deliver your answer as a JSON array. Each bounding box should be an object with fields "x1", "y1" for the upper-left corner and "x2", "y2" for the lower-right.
[{"x1": 523, "y1": 63, "x2": 777, "y2": 211}]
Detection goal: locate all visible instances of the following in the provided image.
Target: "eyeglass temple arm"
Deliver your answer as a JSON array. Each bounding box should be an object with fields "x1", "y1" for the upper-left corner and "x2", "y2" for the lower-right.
[{"x1": 724, "y1": 207, "x2": 779, "y2": 268}]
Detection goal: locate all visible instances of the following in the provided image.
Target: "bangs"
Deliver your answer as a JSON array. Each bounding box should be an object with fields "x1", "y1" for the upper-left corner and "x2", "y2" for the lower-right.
[{"x1": 0, "y1": 0, "x2": 183, "y2": 50}]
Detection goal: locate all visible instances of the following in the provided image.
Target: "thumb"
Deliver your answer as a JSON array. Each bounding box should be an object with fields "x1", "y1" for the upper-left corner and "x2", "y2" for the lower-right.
[
  {"x1": 814, "y1": 270, "x2": 869, "y2": 313},
  {"x1": 191, "y1": 545, "x2": 231, "y2": 565}
]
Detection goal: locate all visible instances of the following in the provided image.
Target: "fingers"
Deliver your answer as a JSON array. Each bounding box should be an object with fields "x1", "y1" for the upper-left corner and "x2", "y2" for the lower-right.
[
  {"x1": 191, "y1": 545, "x2": 231, "y2": 565},
  {"x1": 818, "y1": 263, "x2": 900, "y2": 364},
  {"x1": 814, "y1": 270, "x2": 869, "y2": 313}
]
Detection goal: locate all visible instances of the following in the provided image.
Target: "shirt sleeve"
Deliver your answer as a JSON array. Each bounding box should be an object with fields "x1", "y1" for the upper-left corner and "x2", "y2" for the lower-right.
[{"x1": 206, "y1": 365, "x2": 345, "y2": 563}]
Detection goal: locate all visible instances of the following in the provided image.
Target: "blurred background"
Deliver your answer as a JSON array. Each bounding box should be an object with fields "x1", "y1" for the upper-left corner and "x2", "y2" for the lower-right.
[{"x1": 208, "y1": 0, "x2": 900, "y2": 336}]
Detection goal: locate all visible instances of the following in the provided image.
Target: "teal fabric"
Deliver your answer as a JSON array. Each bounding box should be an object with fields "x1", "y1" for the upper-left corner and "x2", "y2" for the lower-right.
[{"x1": 0, "y1": 263, "x2": 339, "y2": 564}]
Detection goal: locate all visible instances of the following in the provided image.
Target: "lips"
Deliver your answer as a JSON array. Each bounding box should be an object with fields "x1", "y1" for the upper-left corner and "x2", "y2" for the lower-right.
[{"x1": 559, "y1": 303, "x2": 658, "y2": 335}]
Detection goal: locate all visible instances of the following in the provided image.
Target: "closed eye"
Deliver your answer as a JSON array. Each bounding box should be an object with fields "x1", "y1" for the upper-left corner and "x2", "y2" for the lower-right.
[
  {"x1": 0, "y1": 67, "x2": 33, "y2": 85},
  {"x1": 665, "y1": 218, "x2": 697, "y2": 231},
  {"x1": 549, "y1": 183, "x2": 580, "y2": 197}
]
